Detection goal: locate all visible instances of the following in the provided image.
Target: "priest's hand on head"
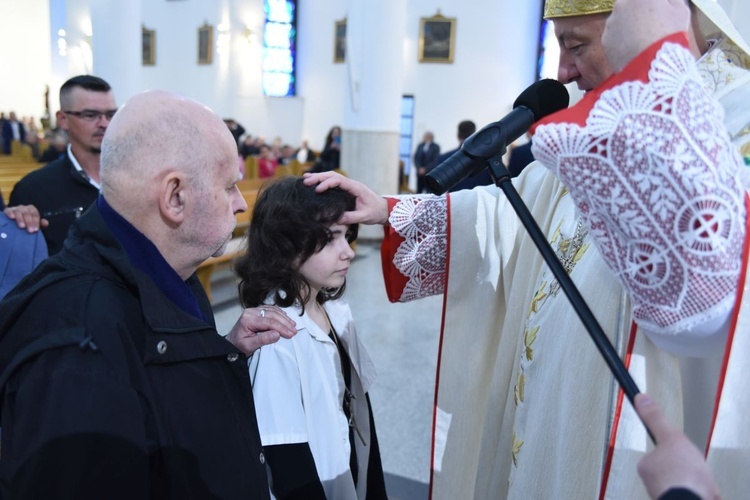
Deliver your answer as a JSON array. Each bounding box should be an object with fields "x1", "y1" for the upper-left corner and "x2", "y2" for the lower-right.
[
  {"x1": 303, "y1": 171, "x2": 390, "y2": 226},
  {"x1": 603, "y1": 0, "x2": 691, "y2": 72}
]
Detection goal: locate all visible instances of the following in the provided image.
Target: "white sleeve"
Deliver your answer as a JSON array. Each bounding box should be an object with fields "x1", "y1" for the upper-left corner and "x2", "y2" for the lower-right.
[
  {"x1": 533, "y1": 41, "x2": 747, "y2": 355},
  {"x1": 249, "y1": 339, "x2": 308, "y2": 446}
]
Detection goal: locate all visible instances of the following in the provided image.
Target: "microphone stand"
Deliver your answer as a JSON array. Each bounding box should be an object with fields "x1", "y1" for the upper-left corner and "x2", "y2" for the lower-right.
[{"x1": 481, "y1": 152, "x2": 655, "y2": 444}]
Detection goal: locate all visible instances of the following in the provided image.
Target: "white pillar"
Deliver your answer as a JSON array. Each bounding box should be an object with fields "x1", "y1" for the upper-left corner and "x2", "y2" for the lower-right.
[
  {"x1": 727, "y1": 0, "x2": 750, "y2": 44},
  {"x1": 342, "y1": 0, "x2": 405, "y2": 238},
  {"x1": 88, "y1": 0, "x2": 141, "y2": 103},
  {"x1": 47, "y1": 0, "x2": 69, "y2": 121}
]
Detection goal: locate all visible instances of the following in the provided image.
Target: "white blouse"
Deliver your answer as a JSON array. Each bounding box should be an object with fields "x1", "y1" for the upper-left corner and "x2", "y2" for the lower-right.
[{"x1": 248, "y1": 299, "x2": 377, "y2": 500}]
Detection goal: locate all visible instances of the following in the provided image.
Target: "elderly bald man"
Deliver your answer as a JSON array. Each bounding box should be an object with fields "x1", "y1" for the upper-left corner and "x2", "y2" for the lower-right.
[{"x1": 0, "y1": 91, "x2": 296, "y2": 499}]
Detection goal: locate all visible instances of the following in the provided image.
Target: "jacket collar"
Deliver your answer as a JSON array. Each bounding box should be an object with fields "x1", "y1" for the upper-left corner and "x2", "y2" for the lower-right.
[
  {"x1": 62, "y1": 204, "x2": 216, "y2": 333},
  {"x1": 97, "y1": 196, "x2": 205, "y2": 322}
]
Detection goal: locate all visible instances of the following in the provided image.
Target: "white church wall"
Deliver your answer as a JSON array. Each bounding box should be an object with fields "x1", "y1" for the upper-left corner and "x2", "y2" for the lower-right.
[
  {"x1": 32, "y1": 0, "x2": 750, "y2": 156},
  {"x1": 295, "y1": 0, "x2": 348, "y2": 151},
  {"x1": 1, "y1": 0, "x2": 542, "y2": 152},
  {"x1": 720, "y1": 0, "x2": 750, "y2": 44},
  {"x1": 400, "y1": 0, "x2": 543, "y2": 154},
  {"x1": 0, "y1": 0, "x2": 51, "y2": 122},
  {"x1": 295, "y1": 0, "x2": 543, "y2": 154}
]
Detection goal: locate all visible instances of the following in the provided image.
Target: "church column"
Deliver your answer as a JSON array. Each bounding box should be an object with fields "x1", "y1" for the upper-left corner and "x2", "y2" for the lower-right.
[
  {"x1": 342, "y1": 0, "x2": 405, "y2": 238},
  {"x1": 727, "y1": 0, "x2": 750, "y2": 43},
  {"x1": 88, "y1": 0, "x2": 142, "y2": 103}
]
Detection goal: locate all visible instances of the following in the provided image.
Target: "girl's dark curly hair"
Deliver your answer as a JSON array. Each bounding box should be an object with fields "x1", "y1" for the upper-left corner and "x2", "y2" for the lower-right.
[{"x1": 234, "y1": 176, "x2": 358, "y2": 312}]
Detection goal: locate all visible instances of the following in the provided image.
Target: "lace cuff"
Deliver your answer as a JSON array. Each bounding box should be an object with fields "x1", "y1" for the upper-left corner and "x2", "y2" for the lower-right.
[
  {"x1": 532, "y1": 35, "x2": 747, "y2": 336},
  {"x1": 386, "y1": 195, "x2": 448, "y2": 302}
]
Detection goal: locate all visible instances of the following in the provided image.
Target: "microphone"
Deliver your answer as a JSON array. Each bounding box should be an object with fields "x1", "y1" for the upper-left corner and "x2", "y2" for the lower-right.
[{"x1": 426, "y1": 79, "x2": 569, "y2": 194}]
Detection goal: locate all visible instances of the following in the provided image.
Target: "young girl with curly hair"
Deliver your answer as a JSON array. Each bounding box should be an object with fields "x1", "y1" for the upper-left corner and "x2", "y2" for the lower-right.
[{"x1": 234, "y1": 176, "x2": 387, "y2": 500}]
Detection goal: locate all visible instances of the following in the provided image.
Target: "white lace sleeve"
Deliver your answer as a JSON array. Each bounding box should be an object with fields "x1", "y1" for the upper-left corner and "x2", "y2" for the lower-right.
[
  {"x1": 532, "y1": 42, "x2": 747, "y2": 346},
  {"x1": 388, "y1": 194, "x2": 448, "y2": 301}
]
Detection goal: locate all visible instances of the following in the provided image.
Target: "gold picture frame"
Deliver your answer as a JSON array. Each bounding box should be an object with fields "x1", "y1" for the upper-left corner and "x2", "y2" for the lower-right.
[
  {"x1": 142, "y1": 25, "x2": 155, "y2": 66},
  {"x1": 198, "y1": 23, "x2": 213, "y2": 65},
  {"x1": 418, "y1": 12, "x2": 456, "y2": 64},
  {"x1": 333, "y1": 18, "x2": 346, "y2": 63}
]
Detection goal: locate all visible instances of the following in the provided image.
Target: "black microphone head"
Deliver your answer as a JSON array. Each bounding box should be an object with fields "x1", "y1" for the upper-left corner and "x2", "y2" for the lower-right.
[{"x1": 512, "y1": 79, "x2": 569, "y2": 120}]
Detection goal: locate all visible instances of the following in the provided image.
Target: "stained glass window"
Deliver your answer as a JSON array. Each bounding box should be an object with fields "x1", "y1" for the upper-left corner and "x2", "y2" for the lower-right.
[{"x1": 263, "y1": 0, "x2": 296, "y2": 96}]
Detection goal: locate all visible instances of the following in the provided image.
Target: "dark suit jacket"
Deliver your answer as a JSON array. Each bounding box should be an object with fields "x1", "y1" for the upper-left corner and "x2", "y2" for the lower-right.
[
  {"x1": 9, "y1": 154, "x2": 99, "y2": 256},
  {"x1": 507, "y1": 141, "x2": 535, "y2": 177},
  {"x1": 0, "y1": 213, "x2": 47, "y2": 299},
  {"x1": 435, "y1": 147, "x2": 494, "y2": 193},
  {"x1": 413, "y1": 142, "x2": 441, "y2": 172},
  {"x1": 1, "y1": 121, "x2": 26, "y2": 155}
]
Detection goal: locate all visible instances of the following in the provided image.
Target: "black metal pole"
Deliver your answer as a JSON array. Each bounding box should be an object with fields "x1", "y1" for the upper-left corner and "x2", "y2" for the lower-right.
[{"x1": 484, "y1": 153, "x2": 655, "y2": 444}]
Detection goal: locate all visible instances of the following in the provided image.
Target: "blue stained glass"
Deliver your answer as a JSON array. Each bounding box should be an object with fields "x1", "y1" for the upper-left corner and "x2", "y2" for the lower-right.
[
  {"x1": 265, "y1": 23, "x2": 292, "y2": 48},
  {"x1": 400, "y1": 118, "x2": 413, "y2": 135},
  {"x1": 263, "y1": 72, "x2": 294, "y2": 97},
  {"x1": 400, "y1": 136, "x2": 412, "y2": 154},
  {"x1": 266, "y1": 0, "x2": 293, "y2": 23},
  {"x1": 263, "y1": 0, "x2": 296, "y2": 97},
  {"x1": 263, "y1": 48, "x2": 294, "y2": 72},
  {"x1": 401, "y1": 96, "x2": 415, "y2": 115}
]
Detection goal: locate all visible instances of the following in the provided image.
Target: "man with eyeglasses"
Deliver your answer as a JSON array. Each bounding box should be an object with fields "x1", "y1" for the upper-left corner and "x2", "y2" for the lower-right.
[{"x1": 5, "y1": 75, "x2": 117, "y2": 255}]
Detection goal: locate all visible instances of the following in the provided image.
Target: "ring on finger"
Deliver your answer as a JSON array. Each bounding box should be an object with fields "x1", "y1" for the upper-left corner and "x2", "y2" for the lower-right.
[{"x1": 260, "y1": 308, "x2": 266, "y2": 318}]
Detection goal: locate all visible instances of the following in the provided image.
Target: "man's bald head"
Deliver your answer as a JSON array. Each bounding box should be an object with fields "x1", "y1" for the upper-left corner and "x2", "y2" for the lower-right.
[
  {"x1": 100, "y1": 90, "x2": 236, "y2": 208},
  {"x1": 99, "y1": 90, "x2": 245, "y2": 278}
]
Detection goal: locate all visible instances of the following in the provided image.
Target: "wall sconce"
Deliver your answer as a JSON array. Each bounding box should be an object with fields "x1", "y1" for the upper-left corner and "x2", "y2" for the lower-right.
[
  {"x1": 243, "y1": 27, "x2": 258, "y2": 46},
  {"x1": 57, "y1": 29, "x2": 67, "y2": 57},
  {"x1": 216, "y1": 22, "x2": 230, "y2": 55}
]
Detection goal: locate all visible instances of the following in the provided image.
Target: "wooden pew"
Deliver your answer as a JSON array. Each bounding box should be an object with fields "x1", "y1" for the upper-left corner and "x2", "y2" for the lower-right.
[
  {"x1": 233, "y1": 186, "x2": 259, "y2": 238},
  {"x1": 244, "y1": 156, "x2": 259, "y2": 179},
  {"x1": 9, "y1": 141, "x2": 34, "y2": 161},
  {"x1": 195, "y1": 237, "x2": 246, "y2": 303},
  {"x1": 287, "y1": 159, "x2": 314, "y2": 176},
  {"x1": 196, "y1": 181, "x2": 263, "y2": 303},
  {"x1": 0, "y1": 162, "x2": 41, "y2": 197}
]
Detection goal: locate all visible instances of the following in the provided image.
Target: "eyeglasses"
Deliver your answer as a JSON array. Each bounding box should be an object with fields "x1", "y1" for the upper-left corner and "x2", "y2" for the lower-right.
[{"x1": 63, "y1": 109, "x2": 118, "y2": 122}]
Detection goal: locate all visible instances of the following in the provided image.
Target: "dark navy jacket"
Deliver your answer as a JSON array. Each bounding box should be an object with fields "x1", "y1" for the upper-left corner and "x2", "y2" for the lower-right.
[{"x1": 0, "y1": 205, "x2": 269, "y2": 499}]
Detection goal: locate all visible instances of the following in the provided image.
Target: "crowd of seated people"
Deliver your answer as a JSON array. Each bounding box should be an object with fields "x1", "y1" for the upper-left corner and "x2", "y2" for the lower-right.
[
  {"x1": 233, "y1": 125, "x2": 343, "y2": 179},
  {"x1": 0, "y1": 112, "x2": 69, "y2": 163}
]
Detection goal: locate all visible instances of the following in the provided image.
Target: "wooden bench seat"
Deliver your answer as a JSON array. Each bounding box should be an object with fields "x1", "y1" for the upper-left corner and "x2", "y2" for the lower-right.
[
  {"x1": 197, "y1": 183, "x2": 261, "y2": 302},
  {"x1": 196, "y1": 237, "x2": 247, "y2": 303},
  {"x1": 0, "y1": 162, "x2": 42, "y2": 196}
]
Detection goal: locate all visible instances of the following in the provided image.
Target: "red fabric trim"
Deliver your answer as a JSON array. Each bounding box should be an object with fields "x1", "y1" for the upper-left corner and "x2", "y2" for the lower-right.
[
  {"x1": 531, "y1": 32, "x2": 690, "y2": 134},
  {"x1": 705, "y1": 193, "x2": 750, "y2": 455},
  {"x1": 380, "y1": 197, "x2": 408, "y2": 303},
  {"x1": 428, "y1": 193, "x2": 451, "y2": 500},
  {"x1": 598, "y1": 321, "x2": 639, "y2": 500}
]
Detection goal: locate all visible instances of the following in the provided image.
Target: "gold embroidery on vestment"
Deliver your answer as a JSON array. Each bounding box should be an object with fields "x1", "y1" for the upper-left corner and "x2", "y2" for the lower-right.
[
  {"x1": 529, "y1": 284, "x2": 548, "y2": 315},
  {"x1": 514, "y1": 372, "x2": 526, "y2": 406},
  {"x1": 512, "y1": 434, "x2": 524, "y2": 467},
  {"x1": 512, "y1": 215, "x2": 591, "y2": 468},
  {"x1": 525, "y1": 326, "x2": 539, "y2": 361}
]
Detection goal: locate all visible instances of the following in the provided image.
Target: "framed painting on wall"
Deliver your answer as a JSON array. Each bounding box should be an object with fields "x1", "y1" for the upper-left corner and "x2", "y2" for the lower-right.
[
  {"x1": 198, "y1": 23, "x2": 213, "y2": 65},
  {"x1": 142, "y1": 25, "x2": 155, "y2": 66},
  {"x1": 334, "y1": 18, "x2": 346, "y2": 63},
  {"x1": 418, "y1": 12, "x2": 456, "y2": 63}
]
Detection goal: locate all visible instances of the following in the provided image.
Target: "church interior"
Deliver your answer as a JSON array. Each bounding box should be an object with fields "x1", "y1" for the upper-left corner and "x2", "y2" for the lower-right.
[{"x1": 1, "y1": 0, "x2": 749, "y2": 498}]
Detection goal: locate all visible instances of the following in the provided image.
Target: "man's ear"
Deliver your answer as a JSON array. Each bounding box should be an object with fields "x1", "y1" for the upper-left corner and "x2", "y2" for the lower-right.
[
  {"x1": 56, "y1": 110, "x2": 68, "y2": 131},
  {"x1": 161, "y1": 172, "x2": 187, "y2": 226}
]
